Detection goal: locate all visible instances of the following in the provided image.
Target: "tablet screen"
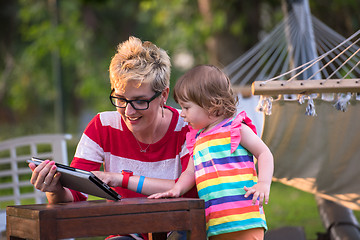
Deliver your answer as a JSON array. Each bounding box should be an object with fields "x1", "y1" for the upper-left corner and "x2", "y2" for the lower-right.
[{"x1": 28, "y1": 157, "x2": 121, "y2": 201}]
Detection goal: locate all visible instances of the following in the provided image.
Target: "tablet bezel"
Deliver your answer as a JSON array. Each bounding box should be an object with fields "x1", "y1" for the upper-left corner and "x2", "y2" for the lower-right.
[{"x1": 28, "y1": 157, "x2": 121, "y2": 201}]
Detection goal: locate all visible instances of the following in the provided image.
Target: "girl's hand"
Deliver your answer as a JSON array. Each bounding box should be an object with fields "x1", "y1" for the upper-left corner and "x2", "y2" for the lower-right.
[
  {"x1": 244, "y1": 181, "x2": 271, "y2": 207},
  {"x1": 148, "y1": 188, "x2": 181, "y2": 199},
  {"x1": 92, "y1": 171, "x2": 122, "y2": 187}
]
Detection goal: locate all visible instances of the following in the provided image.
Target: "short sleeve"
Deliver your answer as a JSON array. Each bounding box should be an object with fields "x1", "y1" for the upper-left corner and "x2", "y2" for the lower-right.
[
  {"x1": 230, "y1": 111, "x2": 257, "y2": 153},
  {"x1": 185, "y1": 126, "x2": 198, "y2": 157}
]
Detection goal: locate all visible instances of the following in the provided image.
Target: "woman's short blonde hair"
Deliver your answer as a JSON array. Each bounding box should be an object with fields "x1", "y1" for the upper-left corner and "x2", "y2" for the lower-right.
[
  {"x1": 109, "y1": 36, "x2": 171, "y2": 93},
  {"x1": 174, "y1": 65, "x2": 238, "y2": 118}
]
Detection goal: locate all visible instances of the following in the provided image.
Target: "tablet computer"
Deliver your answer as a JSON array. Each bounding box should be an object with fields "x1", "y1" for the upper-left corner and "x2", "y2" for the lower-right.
[{"x1": 27, "y1": 157, "x2": 121, "y2": 201}]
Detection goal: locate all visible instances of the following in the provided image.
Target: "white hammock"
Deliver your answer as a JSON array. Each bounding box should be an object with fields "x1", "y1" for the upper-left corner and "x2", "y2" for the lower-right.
[
  {"x1": 225, "y1": 4, "x2": 360, "y2": 210},
  {"x1": 225, "y1": 11, "x2": 360, "y2": 115}
]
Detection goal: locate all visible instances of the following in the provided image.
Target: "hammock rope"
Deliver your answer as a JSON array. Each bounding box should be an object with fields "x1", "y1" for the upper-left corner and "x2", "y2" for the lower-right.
[{"x1": 225, "y1": 10, "x2": 360, "y2": 115}]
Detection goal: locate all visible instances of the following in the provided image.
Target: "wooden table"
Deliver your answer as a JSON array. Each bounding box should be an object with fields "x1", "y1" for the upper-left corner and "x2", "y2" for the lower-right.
[{"x1": 6, "y1": 198, "x2": 206, "y2": 240}]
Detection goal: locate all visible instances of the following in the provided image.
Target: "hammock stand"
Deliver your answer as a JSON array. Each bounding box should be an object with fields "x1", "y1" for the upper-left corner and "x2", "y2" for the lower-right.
[
  {"x1": 251, "y1": 28, "x2": 360, "y2": 96},
  {"x1": 252, "y1": 78, "x2": 360, "y2": 95}
]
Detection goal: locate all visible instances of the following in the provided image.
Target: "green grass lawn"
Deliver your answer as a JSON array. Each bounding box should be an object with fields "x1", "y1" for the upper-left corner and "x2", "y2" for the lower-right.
[
  {"x1": 264, "y1": 182, "x2": 360, "y2": 240},
  {"x1": 264, "y1": 182, "x2": 324, "y2": 240}
]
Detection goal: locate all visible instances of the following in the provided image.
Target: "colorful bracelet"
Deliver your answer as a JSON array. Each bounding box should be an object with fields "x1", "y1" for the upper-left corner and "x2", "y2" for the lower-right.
[{"x1": 136, "y1": 176, "x2": 145, "y2": 193}]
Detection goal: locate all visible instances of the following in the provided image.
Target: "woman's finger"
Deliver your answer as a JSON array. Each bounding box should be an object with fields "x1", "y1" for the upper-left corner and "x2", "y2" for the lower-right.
[
  {"x1": 34, "y1": 161, "x2": 55, "y2": 190},
  {"x1": 30, "y1": 160, "x2": 50, "y2": 186},
  {"x1": 43, "y1": 163, "x2": 58, "y2": 188}
]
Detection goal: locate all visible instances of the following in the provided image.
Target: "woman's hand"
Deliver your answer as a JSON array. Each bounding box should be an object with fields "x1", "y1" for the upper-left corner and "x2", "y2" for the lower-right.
[
  {"x1": 244, "y1": 181, "x2": 271, "y2": 208},
  {"x1": 29, "y1": 160, "x2": 63, "y2": 193},
  {"x1": 148, "y1": 188, "x2": 181, "y2": 199},
  {"x1": 92, "y1": 171, "x2": 122, "y2": 187}
]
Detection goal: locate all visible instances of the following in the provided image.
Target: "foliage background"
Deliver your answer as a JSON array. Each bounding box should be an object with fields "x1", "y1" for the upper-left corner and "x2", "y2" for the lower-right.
[
  {"x1": 1, "y1": 0, "x2": 359, "y2": 138},
  {"x1": 1, "y1": 1, "x2": 360, "y2": 239}
]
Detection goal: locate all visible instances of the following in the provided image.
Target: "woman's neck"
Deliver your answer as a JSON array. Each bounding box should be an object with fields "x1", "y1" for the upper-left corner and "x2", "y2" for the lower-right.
[{"x1": 133, "y1": 107, "x2": 171, "y2": 143}]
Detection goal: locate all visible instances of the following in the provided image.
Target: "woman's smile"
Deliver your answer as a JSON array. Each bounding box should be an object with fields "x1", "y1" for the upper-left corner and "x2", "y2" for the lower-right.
[{"x1": 126, "y1": 115, "x2": 142, "y2": 122}]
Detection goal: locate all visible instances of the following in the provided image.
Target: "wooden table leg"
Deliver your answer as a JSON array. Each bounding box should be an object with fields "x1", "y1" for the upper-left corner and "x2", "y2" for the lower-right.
[{"x1": 189, "y1": 209, "x2": 207, "y2": 239}]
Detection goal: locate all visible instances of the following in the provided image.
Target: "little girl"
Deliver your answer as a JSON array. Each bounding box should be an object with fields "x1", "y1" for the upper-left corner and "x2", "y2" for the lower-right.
[{"x1": 149, "y1": 65, "x2": 274, "y2": 240}]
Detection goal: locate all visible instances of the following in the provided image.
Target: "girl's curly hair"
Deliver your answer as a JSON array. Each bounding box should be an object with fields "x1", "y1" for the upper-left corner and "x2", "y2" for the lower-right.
[{"x1": 174, "y1": 65, "x2": 238, "y2": 118}]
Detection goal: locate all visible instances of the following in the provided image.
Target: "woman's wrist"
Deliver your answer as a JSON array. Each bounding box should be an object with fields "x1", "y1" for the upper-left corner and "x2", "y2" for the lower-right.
[
  {"x1": 136, "y1": 176, "x2": 145, "y2": 193},
  {"x1": 46, "y1": 187, "x2": 73, "y2": 203}
]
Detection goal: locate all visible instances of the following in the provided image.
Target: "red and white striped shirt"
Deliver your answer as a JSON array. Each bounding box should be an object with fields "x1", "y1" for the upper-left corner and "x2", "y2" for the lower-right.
[{"x1": 69, "y1": 106, "x2": 197, "y2": 200}]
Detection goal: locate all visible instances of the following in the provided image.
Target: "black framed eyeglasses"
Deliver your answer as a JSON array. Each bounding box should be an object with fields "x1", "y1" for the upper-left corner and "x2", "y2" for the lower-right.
[{"x1": 109, "y1": 89, "x2": 162, "y2": 110}]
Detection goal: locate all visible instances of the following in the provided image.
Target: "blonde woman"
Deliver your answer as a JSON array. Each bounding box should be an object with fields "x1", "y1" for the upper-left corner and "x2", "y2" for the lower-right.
[{"x1": 29, "y1": 36, "x2": 197, "y2": 240}]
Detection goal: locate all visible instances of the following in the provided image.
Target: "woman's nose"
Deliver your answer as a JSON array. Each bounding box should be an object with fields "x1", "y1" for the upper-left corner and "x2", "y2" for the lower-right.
[{"x1": 125, "y1": 102, "x2": 137, "y2": 115}]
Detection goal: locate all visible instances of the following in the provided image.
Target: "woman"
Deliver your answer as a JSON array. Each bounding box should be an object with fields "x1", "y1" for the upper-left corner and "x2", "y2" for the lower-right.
[{"x1": 29, "y1": 36, "x2": 197, "y2": 239}]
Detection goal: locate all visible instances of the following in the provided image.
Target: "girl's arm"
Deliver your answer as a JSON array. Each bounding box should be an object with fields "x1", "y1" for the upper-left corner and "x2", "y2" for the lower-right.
[
  {"x1": 239, "y1": 123, "x2": 274, "y2": 207},
  {"x1": 147, "y1": 157, "x2": 196, "y2": 198}
]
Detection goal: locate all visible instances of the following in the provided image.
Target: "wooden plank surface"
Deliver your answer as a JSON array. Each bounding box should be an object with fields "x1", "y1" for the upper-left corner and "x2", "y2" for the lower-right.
[
  {"x1": 252, "y1": 79, "x2": 360, "y2": 95},
  {"x1": 7, "y1": 198, "x2": 206, "y2": 240}
]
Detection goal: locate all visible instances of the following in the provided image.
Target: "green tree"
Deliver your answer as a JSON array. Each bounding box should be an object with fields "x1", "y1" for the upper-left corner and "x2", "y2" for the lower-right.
[{"x1": 0, "y1": 0, "x2": 358, "y2": 139}]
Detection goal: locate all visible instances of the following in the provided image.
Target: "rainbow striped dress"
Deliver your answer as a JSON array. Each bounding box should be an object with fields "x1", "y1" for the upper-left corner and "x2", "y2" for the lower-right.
[{"x1": 186, "y1": 111, "x2": 267, "y2": 237}]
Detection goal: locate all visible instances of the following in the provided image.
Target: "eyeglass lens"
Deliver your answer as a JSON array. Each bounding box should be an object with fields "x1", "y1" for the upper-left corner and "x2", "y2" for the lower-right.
[
  {"x1": 110, "y1": 91, "x2": 161, "y2": 110},
  {"x1": 113, "y1": 99, "x2": 149, "y2": 110}
]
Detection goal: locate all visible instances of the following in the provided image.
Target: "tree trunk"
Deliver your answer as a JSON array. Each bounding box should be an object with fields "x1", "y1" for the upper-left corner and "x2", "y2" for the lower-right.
[{"x1": 198, "y1": 0, "x2": 261, "y2": 67}]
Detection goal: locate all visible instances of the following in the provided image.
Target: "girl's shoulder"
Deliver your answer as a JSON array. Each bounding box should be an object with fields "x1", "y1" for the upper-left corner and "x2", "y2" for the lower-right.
[
  {"x1": 185, "y1": 126, "x2": 198, "y2": 155},
  {"x1": 228, "y1": 111, "x2": 257, "y2": 153},
  {"x1": 231, "y1": 111, "x2": 257, "y2": 135}
]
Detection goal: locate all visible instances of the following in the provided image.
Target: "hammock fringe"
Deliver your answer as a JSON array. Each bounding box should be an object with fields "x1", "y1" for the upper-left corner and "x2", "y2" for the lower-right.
[
  {"x1": 256, "y1": 96, "x2": 273, "y2": 115},
  {"x1": 333, "y1": 93, "x2": 351, "y2": 112}
]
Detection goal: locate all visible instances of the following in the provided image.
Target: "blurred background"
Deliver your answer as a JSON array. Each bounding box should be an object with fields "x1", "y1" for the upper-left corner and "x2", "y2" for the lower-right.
[
  {"x1": 1, "y1": 0, "x2": 359, "y2": 140},
  {"x1": 0, "y1": 0, "x2": 359, "y2": 239}
]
